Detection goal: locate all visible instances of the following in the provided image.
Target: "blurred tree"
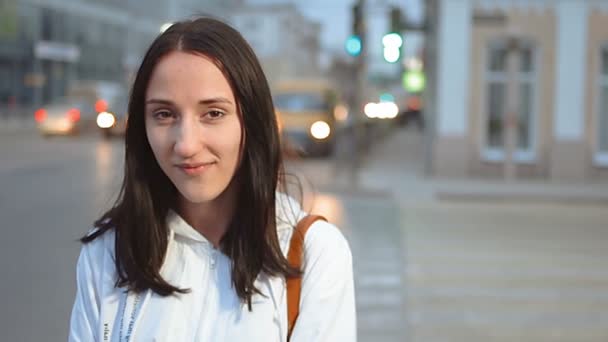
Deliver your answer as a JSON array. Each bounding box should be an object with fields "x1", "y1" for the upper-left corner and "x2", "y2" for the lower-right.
[{"x1": 0, "y1": 0, "x2": 18, "y2": 40}]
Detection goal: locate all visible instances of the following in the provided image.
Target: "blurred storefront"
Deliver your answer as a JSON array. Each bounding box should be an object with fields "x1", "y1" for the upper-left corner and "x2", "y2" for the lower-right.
[{"x1": 428, "y1": 0, "x2": 608, "y2": 181}]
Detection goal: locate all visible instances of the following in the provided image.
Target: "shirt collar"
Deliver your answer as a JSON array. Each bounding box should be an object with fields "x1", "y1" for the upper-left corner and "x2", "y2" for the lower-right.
[
  {"x1": 167, "y1": 192, "x2": 304, "y2": 242},
  {"x1": 276, "y1": 192, "x2": 305, "y2": 233},
  {"x1": 167, "y1": 209, "x2": 212, "y2": 245}
]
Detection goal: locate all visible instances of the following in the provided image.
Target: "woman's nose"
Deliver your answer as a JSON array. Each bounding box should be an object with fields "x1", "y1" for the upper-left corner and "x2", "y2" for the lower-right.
[{"x1": 173, "y1": 118, "x2": 201, "y2": 158}]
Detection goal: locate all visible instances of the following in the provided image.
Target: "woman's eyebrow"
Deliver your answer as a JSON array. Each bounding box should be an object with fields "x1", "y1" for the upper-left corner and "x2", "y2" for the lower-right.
[
  {"x1": 198, "y1": 97, "x2": 233, "y2": 105},
  {"x1": 146, "y1": 99, "x2": 173, "y2": 106},
  {"x1": 145, "y1": 97, "x2": 233, "y2": 106}
]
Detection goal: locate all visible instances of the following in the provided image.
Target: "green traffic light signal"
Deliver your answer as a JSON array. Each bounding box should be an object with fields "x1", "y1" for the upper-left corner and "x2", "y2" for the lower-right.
[
  {"x1": 403, "y1": 70, "x2": 426, "y2": 92},
  {"x1": 383, "y1": 47, "x2": 400, "y2": 63},
  {"x1": 345, "y1": 35, "x2": 362, "y2": 56},
  {"x1": 382, "y1": 33, "x2": 402, "y2": 63}
]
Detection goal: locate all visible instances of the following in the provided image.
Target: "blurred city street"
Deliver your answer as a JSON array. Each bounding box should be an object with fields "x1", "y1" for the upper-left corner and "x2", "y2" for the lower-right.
[
  {"x1": 2, "y1": 125, "x2": 608, "y2": 341},
  {"x1": 2, "y1": 0, "x2": 608, "y2": 341}
]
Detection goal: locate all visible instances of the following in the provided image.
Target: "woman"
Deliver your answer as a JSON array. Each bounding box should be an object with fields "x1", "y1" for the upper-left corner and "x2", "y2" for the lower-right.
[{"x1": 68, "y1": 17, "x2": 356, "y2": 341}]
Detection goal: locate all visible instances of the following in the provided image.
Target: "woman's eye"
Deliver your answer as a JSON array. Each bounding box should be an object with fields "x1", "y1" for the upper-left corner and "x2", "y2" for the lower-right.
[
  {"x1": 206, "y1": 110, "x2": 225, "y2": 119},
  {"x1": 153, "y1": 110, "x2": 173, "y2": 119}
]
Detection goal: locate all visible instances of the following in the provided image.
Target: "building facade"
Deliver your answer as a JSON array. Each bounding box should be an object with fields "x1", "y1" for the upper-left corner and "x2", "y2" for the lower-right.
[
  {"x1": 230, "y1": 3, "x2": 322, "y2": 86},
  {"x1": 0, "y1": 0, "x2": 240, "y2": 112},
  {"x1": 430, "y1": 0, "x2": 608, "y2": 181}
]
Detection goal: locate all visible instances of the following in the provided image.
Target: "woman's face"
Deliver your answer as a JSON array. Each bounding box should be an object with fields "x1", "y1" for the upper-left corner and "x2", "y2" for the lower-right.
[{"x1": 145, "y1": 51, "x2": 243, "y2": 204}]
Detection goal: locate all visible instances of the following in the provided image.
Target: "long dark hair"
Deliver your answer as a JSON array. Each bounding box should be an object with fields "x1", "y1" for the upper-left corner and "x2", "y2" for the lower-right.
[{"x1": 83, "y1": 17, "x2": 300, "y2": 309}]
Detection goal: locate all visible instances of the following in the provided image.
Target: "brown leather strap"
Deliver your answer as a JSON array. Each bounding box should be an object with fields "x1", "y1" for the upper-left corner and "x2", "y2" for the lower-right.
[{"x1": 286, "y1": 214, "x2": 327, "y2": 341}]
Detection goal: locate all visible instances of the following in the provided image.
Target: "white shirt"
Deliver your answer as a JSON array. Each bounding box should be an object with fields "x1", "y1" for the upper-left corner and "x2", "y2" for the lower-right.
[{"x1": 68, "y1": 194, "x2": 356, "y2": 341}]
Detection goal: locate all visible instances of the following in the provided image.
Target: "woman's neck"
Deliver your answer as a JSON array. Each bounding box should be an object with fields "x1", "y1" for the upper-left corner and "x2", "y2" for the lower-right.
[{"x1": 177, "y1": 181, "x2": 238, "y2": 248}]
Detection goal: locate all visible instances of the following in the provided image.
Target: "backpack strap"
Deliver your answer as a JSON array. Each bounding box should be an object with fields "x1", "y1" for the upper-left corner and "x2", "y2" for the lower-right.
[{"x1": 286, "y1": 214, "x2": 327, "y2": 340}]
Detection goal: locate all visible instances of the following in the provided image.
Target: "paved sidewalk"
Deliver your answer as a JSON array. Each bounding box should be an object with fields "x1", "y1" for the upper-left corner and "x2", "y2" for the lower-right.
[
  {"x1": 354, "y1": 127, "x2": 608, "y2": 342},
  {"x1": 348, "y1": 126, "x2": 608, "y2": 205}
]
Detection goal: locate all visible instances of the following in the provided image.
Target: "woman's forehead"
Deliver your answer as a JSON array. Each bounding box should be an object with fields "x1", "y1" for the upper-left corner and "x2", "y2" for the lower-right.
[{"x1": 146, "y1": 51, "x2": 235, "y2": 102}]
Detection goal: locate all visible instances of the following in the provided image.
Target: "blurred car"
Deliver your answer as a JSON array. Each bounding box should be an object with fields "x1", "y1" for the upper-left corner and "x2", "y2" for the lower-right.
[
  {"x1": 273, "y1": 79, "x2": 338, "y2": 157},
  {"x1": 96, "y1": 93, "x2": 128, "y2": 138},
  {"x1": 34, "y1": 98, "x2": 92, "y2": 136},
  {"x1": 35, "y1": 80, "x2": 127, "y2": 137}
]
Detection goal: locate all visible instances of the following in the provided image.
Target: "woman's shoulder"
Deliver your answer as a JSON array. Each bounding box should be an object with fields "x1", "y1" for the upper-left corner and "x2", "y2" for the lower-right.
[
  {"x1": 78, "y1": 227, "x2": 116, "y2": 268},
  {"x1": 299, "y1": 219, "x2": 354, "y2": 302},
  {"x1": 303, "y1": 219, "x2": 352, "y2": 261},
  {"x1": 275, "y1": 192, "x2": 352, "y2": 260}
]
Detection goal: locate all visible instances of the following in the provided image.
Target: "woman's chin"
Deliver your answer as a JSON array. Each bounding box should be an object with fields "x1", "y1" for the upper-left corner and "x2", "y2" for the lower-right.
[{"x1": 178, "y1": 190, "x2": 219, "y2": 205}]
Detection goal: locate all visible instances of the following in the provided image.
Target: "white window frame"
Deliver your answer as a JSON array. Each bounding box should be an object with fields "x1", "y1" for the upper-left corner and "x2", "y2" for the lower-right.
[
  {"x1": 594, "y1": 44, "x2": 608, "y2": 167},
  {"x1": 479, "y1": 39, "x2": 539, "y2": 164}
]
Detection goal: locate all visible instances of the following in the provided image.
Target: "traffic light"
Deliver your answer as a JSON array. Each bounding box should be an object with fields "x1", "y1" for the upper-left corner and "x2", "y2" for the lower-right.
[
  {"x1": 382, "y1": 33, "x2": 402, "y2": 63},
  {"x1": 345, "y1": 35, "x2": 362, "y2": 56},
  {"x1": 349, "y1": 3, "x2": 364, "y2": 57},
  {"x1": 352, "y1": 3, "x2": 363, "y2": 37},
  {"x1": 390, "y1": 6, "x2": 402, "y2": 34},
  {"x1": 383, "y1": 6, "x2": 403, "y2": 63},
  {"x1": 403, "y1": 70, "x2": 426, "y2": 92}
]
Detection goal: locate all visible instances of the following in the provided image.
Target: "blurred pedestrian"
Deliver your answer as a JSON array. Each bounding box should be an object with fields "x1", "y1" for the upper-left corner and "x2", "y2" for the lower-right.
[{"x1": 68, "y1": 17, "x2": 355, "y2": 341}]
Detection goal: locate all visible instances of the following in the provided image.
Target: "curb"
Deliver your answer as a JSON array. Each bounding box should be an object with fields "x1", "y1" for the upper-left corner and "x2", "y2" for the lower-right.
[{"x1": 435, "y1": 189, "x2": 608, "y2": 205}]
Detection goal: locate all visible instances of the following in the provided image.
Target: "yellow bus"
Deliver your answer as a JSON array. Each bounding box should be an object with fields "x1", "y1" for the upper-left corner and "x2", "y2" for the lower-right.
[{"x1": 273, "y1": 79, "x2": 339, "y2": 157}]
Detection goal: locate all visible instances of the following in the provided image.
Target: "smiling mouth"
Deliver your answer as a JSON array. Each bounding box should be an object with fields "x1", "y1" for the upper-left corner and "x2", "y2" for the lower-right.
[{"x1": 175, "y1": 162, "x2": 215, "y2": 175}]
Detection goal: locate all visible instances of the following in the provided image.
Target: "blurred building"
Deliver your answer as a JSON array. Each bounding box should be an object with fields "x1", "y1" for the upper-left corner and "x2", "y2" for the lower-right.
[
  {"x1": 167, "y1": 0, "x2": 243, "y2": 22},
  {"x1": 428, "y1": 0, "x2": 608, "y2": 181},
  {"x1": 230, "y1": 3, "x2": 322, "y2": 86},
  {"x1": 0, "y1": 0, "x2": 241, "y2": 110}
]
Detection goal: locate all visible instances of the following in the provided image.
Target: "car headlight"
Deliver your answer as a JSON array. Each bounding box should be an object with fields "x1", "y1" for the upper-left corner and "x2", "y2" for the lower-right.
[
  {"x1": 310, "y1": 121, "x2": 330, "y2": 140},
  {"x1": 365, "y1": 101, "x2": 399, "y2": 119},
  {"x1": 96, "y1": 112, "x2": 116, "y2": 128}
]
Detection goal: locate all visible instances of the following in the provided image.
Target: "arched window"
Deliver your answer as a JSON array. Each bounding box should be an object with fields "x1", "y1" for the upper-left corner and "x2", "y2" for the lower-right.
[{"x1": 482, "y1": 39, "x2": 538, "y2": 162}]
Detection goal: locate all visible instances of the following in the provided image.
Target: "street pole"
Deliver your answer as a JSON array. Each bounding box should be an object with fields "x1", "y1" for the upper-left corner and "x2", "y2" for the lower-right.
[
  {"x1": 504, "y1": 37, "x2": 520, "y2": 182},
  {"x1": 350, "y1": 0, "x2": 367, "y2": 187},
  {"x1": 422, "y1": 0, "x2": 437, "y2": 176}
]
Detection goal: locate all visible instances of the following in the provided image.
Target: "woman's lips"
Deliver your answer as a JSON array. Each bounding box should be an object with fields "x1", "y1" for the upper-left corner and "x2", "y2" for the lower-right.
[{"x1": 175, "y1": 162, "x2": 215, "y2": 175}]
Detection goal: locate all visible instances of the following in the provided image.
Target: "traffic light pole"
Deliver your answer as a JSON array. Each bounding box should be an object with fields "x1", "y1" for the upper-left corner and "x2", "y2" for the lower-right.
[{"x1": 350, "y1": 0, "x2": 367, "y2": 187}]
